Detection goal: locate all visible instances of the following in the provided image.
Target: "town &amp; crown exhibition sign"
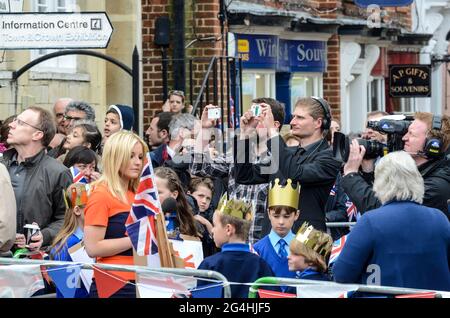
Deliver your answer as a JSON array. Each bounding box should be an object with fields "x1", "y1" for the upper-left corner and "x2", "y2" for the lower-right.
[{"x1": 0, "y1": 12, "x2": 113, "y2": 49}]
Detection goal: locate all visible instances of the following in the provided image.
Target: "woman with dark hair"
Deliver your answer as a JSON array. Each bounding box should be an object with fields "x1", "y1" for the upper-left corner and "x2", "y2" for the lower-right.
[
  {"x1": 154, "y1": 167, "x2": 215, "y2": 257},
  {"x1": 55, "y1": 121, "x2": 102, "y2": 161},
  {"x1": 63, "y1": 146, "x2": 100, "y2": 182},
  {"x1": 0, "y1": 116, "x2": 15, "y2": 153}
]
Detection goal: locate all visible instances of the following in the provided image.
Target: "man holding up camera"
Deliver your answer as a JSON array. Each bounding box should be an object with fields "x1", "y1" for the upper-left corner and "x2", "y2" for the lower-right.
[
  {"x1": 190, "y1": 99, "x2": 285, "y2": 243},
  {"x1": 235, "y1": 97, "x2": 341, "y2": 233},
  {"x1": 342, "y1": 112, "x2": 450, "y2": 219}
]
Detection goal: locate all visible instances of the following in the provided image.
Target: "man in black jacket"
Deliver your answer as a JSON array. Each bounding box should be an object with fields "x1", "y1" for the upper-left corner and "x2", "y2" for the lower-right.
[
  {"x1": 341, "y1": 112, "x2": 450, "y2": 219},
  {"x1": 1, "y1": 107, "x2": 72, "y2": 249},
  {"x1": 235, "y1": 97, "x2": 341, "y2": 233}
]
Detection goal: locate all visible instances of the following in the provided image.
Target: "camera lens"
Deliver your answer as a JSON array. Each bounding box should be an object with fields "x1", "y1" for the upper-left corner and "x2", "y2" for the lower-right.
[{"x1": 358, "y1": 139, "x2": 386, "y2": 159}]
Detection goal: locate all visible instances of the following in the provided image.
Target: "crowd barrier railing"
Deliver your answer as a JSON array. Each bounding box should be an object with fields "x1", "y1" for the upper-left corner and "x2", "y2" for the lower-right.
[
  {"x1": 326, "y1": 222, "x2": 356, "y2": 228},
  {"x1": 248, "y1": 277, "x2": 450, "y2": 298},
  {"x1": 0, "y1": 257, "x2": 231, "y2": 298}
]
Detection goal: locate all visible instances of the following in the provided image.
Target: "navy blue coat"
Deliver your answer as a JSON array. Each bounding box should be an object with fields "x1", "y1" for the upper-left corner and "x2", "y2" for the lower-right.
[
  {"x1": 198, "y1": 243, "x2": 274, "y2": 298},
  {"x1": 333, "y1": 201, "x2": 450, "y2": 291}
]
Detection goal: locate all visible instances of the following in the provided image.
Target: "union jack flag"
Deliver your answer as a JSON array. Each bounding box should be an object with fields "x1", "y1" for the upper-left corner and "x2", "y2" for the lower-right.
[
  {"x1": 338, "y1": 290, "x2": 356, "y2": 298},
  {"x1": 329, "y1": 183, "x2": 337, "y2": 196},
  {"x1": 125, "y1": 153, "x2": 161, "y2": 256},
  {"x1": 70, "y1": 166, "x2": 89, "y2": 184},
  {"x1": 229, "y1": 97, "x2": 236, "y2": 128},
  {"x1": 345, "y1": 198, "x2": 358, "y2": 222},
  {"x1": 329, "y1": 234, "x2": 348, "y2": 265}
]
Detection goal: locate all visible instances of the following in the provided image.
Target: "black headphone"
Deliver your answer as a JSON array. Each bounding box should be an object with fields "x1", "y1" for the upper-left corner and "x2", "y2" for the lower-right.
[
  {"x1": 423, "y1": 115, "x2": 444, "y2": 159},
  {"x1": 311, "y1": 96, "x2": 332, "y2": 130}
]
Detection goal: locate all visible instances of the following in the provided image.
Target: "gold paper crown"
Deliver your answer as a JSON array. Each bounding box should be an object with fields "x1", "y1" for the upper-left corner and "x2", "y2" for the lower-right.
[
  {"x1": 295, "y1": 222, "x2": 333, "y2": 258},
  {"x1": 216, "y1": 194, "x2": 253, "y2": 221},
  {"x1": 268, "y1": 178, "x2": 300, "y2": 209},
  {"x1": 63, "y1": 183, "x2": 90, "y2": 209}
]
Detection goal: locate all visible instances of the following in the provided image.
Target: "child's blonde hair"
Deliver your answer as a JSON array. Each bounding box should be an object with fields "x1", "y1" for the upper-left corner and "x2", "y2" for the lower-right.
[
  {"x1": 215, "y1": 195, "x2": 253, "y2": 241},
  {"x1": 216, "y1": 212, "x2": 251, "y2": 242},
  {"x1": 50, "y1": 183, "x2": 90, "y2": 258},
  {"x1": 289, "y1": 229, "x2": 333, "y2": 273}
]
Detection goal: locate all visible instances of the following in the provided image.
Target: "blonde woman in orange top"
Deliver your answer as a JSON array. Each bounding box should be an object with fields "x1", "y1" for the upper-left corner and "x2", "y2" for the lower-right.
[{"x1": 84, "y1": 130, "x2": 148, "y2": 298}]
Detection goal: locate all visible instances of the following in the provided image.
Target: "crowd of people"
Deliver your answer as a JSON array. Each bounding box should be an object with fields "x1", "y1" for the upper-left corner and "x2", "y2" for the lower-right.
[{"x1": 0, "y1": 89, "x2": 449, "y2": 297}]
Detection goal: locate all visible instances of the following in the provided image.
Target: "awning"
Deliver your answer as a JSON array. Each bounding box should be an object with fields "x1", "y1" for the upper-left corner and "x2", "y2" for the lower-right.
[{"x1": 226, "y1": 0, "x2": 429, "y2": 44}]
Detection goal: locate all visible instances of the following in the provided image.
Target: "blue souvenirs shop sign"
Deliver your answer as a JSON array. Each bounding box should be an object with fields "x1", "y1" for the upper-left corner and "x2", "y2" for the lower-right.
[
  {"x1": 355, "y1": 0, "x2": 413, "y2": 7},
  {"x1": 236, "y1": 34, "x2": 327, "y2": 73},
  {"x1": 236, "y1": 34, "x2": 278, "y2": 69},
  {"x1": 279, "y1": 39, "x2": 327, "y2": 73}
]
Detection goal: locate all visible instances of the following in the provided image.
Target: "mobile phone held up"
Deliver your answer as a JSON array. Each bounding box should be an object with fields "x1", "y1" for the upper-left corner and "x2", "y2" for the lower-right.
[
  {"x1": 24, "y1": 223, "x2": 40, "y2": 248},
  {"x1": 251, "y1": 103, "x2": 261, "y2": 117},
  {"x1": 208, "y1": 108, "x2": 221, "y2": 119}
]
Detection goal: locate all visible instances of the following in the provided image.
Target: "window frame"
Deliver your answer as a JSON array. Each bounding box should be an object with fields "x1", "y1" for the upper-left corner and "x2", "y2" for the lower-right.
[
  {"x1": 242, "y1": 70, "x2": 276, "y2": 113},
  {"x1": 290, "y1": 72, "x2": 323, "y2": 113},
  {"x1": 367, "y1": 77, "x2": 386, "y2": 113},
  {"x1": 30, "y1": 0, "x2": 77, "y2": 73}
]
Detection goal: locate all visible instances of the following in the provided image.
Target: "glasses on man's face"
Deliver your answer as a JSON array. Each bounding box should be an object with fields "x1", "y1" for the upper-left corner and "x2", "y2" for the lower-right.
[
  {"x1": 12, "y1": 117, "x2": 42, "y2": 131},
  {"x1": 63, "y1": 115, "x2": 83, "y2": 122},
  {"x1": 55, "y1": 113, "x2": 64, "y2": 119}
]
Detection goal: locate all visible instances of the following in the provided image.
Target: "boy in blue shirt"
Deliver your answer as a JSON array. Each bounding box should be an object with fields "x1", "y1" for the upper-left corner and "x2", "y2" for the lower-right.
[
  {"x1": 254, "y1": 179, "x2": 300, "y2": 279},
  {"x1": 197, "y1": 195, "x2": 274, "y2": 298}
]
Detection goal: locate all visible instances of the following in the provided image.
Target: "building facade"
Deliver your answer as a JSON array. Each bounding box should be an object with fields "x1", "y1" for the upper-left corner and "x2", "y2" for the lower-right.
[
  {"x1": 0, "y1": 0, "x2": 139, "y2": 131},
  {"x1": 414, "y1": 0, "x2": 450, "y2": 116},
  {"x1": 140, "y1": 0, "x2": 439, "y2": 135},
  {"x1": 2, "y1": 1, "x2": 448, "y2": 134}
]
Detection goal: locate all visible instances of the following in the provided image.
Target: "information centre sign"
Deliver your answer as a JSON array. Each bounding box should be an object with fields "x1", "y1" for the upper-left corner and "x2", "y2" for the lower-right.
[{"x1": 0, "y1": 12, "x2": 113, "y2": 49}]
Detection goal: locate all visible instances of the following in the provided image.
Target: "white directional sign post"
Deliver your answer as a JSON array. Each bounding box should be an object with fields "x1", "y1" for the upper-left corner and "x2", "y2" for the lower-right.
[{"x1": 0, "y1": 12, "x2": 113, "y2": 49}]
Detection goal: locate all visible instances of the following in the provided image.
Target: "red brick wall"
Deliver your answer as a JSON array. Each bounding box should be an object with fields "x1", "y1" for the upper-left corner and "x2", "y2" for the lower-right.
[
  {"x1": 141, "y1": 0, "x2": 226, "y2": 128},
  {"x1": 141, "y1": 0, "x2": 412, "y2": 127},
  {"x1": 324, "y1": 34, "x2": 341, "y2": 121},
  {"x1": 185, "y1": 0, "x2": 226, "y2": 110},
  {"x1": 341, "y1": 0, "x2": 412, "y2": 30},
  {"x1": 141, "y1": 0, "x2": 170, "y2": 128}
]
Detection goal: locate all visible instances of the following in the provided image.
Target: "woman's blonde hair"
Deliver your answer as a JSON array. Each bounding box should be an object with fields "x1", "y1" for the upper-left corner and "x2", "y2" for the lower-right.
[
  {"x1": 92, "y1": 131, "x2": 148, "y2": 203},
  {"x1": 50, "y1": 183, "x2": 90, "y2": 258},
  {"x1": 373, "y1": 151, "x2": 424, "y2": 205}
]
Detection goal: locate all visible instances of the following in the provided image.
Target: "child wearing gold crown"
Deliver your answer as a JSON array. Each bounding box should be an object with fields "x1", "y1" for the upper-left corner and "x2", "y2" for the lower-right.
[
  {"x1": 254, "y1": 179, "x2": 300, "y2": 282},
  {"x1": 197, "y1": 195, "x2": 274, "y2": 298},
  {"x1": 49, "y1": 183, "x2": 90, "y2": 298},
  {"x1": 287, "y1": 222, "x2": 333, "y2": 283}
]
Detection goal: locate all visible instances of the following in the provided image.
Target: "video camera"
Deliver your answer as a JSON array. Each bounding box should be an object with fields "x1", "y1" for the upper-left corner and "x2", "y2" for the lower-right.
[{"x1": 333, "y1": 116, "x2": 413, "y2": 162}]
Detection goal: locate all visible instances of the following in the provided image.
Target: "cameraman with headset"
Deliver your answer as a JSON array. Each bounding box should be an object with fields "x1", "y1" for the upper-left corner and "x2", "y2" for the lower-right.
[
  {"x1": 235, "y1": 97, "x2": 341, "y2": 233},
  {"x1": 342, "y1": 112, "x2": 450, "y2": 219},
  {"x1": 325, "y1": 111, "x2": 388, "y2": 240}
]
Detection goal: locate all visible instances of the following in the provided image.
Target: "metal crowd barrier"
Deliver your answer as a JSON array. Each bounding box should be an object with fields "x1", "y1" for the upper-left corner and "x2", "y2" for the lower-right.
[
  {"x1": 326, "y1": 222, "x2": 356, "y2": 228},
  {"x1": 0, "y1": 257, "x2": 231, "y2": 298},
  {"x1": 248, "y1": 277, "x2": 450, "y2": 298}
]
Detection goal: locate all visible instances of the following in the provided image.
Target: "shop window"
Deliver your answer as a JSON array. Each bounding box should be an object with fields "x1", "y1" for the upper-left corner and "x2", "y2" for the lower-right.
[
  {"x1": 242, "y1": 71, "x2": 276, "y2": 113},
  {"x1": 30, "y1": 0, "x2": 77, "y2": 73},
  {"x1": 290, "y1": 73, "x2": 323, "y2": 113},
  {"x1": 367, "y1": 78, "x2": 385, "y2": 113},
  {"x1": 391, "y1": 98, "x2": 416, "y2": 113}
]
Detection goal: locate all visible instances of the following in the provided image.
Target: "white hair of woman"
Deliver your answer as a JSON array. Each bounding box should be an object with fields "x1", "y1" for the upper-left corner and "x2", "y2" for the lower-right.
[{"x1": 373, "y1": 151, "x2": 424, "y2": 205}]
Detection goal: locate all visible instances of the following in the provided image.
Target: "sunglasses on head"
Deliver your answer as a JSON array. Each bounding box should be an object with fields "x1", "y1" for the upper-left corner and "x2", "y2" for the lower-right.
[{"x1": 169, "y1": 90, "x2": 185, "y2": 97}]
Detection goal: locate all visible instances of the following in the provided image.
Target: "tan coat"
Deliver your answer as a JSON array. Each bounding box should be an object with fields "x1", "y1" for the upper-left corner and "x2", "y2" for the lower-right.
[{"x1": 0, "y1": 163, "x2": 16, "y2": 252}]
